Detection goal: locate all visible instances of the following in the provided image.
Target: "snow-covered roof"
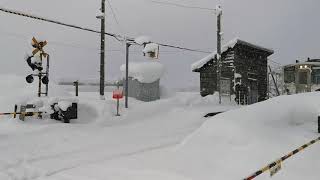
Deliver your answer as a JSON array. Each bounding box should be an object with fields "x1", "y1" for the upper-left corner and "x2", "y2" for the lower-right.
[
  {"x1": 120, "y1": 62, "x2": 165, "y2": 83},
  {"x1": 284, "y1": 61, "x2": 320, "y2": 68},
  {"x1": 191, "y1": 38, "x2": 274, "y2": 71}
]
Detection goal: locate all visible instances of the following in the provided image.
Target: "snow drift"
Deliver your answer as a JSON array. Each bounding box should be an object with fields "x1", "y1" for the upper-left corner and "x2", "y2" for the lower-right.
[{"x1": 170, "y1": 93, "x2": 320, "y2": 179}]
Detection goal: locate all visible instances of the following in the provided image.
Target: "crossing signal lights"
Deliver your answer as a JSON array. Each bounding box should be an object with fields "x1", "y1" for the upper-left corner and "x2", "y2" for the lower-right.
[
  {"x1": 41, "y1": 76, "x2": 49, "y2": 85},
  {"x1": 25, "y1": 37, "x2": 50, "y2": 97},
  {"x1": 26, "y1": 55, "x2": 43, "y2": 71},
  {"x1": 26, "y1": 75, "x2": 34, "y2": 84}
]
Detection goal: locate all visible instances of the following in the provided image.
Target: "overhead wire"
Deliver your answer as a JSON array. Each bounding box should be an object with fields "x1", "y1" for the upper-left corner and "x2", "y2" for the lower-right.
[
  {"x1": 0, "y1": 28, "x2": 198, "y2": 55},
  {"x1": 106, "y1": 0, "x2": 123, "y2": 34},
  {"x1": 148, "y1": 0, "x2": 215, "y2": 11},
  {"x1": 0, "y1": 6, "x2": 210, "y2": 54}
]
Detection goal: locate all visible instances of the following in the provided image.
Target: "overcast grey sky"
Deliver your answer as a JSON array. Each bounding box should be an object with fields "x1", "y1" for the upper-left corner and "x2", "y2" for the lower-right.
[{"x1": 0, "y1": 0, "x2": 319, "y2": 88}]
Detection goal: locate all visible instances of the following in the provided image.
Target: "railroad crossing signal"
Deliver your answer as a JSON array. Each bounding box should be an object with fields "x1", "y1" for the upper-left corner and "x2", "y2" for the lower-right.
[
  {"x1": 26, "y1": 37, "x2": 50, "y2": 97},
  {"x1": 31, "y1": 37, "x2": 48, "y2": 58}
]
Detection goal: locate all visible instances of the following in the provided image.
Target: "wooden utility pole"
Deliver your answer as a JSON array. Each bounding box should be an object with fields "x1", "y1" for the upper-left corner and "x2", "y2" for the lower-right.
[
  {"x1": 125, "y1": 42, "x2": 131, "y2": 108},
  {"x1": 99, "y1": 0, "x2": 106, "y2": 99},
  {"x1": 216, "y1": 5, "x2": 222, "y2": 104}
]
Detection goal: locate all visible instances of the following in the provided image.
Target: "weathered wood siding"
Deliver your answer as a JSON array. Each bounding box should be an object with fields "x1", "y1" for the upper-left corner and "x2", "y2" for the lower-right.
[
  {"x1": 197, "y1": 44, "x2": 269, "y2": 103},
  {"x1": 234, "y1": 45, "x2": 268, "y2": 102}
]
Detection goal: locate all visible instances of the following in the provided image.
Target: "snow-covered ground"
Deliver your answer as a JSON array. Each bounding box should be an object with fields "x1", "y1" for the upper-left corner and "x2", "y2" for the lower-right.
[
  {"x1": 0, "y1": 75, "x2": 236, "y2": 180},
  {"x1": 0, "y1": 75, "x2": 320, "y2": 180}
]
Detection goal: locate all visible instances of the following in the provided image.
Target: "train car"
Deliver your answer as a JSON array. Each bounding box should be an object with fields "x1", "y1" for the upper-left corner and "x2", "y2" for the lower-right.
[{"x1": 283, "y1": 58, "x2": 320, "y2": 94}]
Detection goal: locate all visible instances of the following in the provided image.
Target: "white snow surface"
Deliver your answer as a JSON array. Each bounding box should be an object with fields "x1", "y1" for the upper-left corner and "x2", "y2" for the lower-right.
[
  {"x1": 57, "y1": 101, "x2": 72, "y2": 111},
  {"x1": 143, "y1": 43, "x2": 159, "y2": 53},
  {"x1": 43, "y1": 93, "x2": 320, "y2": 180},
  {"x1": 120, "y1": 62, "x2": 165, "y2": 83},
  {"x1": 134, "y1": 36, "x2": 151, "y2": 45},
  {"x1": 215, "y1": 5, "x2": 222, "y2": 16},
  {"x1": 0, "y1": 74, "x2": 320, "y2": 180}
]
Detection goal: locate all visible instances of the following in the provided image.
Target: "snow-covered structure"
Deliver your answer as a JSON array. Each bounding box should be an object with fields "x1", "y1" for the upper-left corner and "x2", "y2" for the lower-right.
[
  {"x1": 192, "y1": 38, "x2": 274, "y2": 104},
  {"x1": 283, "y1": 58, "x2": 320, "y2": 94},
  {"x1": 120, "y1": 62, "x2": 165, "y2": 102}
]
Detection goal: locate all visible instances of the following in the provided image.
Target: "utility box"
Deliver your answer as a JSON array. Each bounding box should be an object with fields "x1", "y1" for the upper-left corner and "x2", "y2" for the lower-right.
[{"x1": 50, "y1": 103, "x2": 78, "y2": 123}]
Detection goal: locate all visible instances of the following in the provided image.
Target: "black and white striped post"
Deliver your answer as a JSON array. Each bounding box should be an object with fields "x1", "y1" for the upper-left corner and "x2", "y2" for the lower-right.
[{"x1": 318, "y1": 116, "x2": 320, "y2": 133}]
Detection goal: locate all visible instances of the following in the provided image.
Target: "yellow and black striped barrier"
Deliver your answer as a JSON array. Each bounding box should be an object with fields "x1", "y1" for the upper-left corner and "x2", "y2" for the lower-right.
[
  {"x1": 0, "y1": 112, "x2": 42, "y2": 117},
  {"x1": 244, "y1": 136, "x2": 320, "y2": 180}
]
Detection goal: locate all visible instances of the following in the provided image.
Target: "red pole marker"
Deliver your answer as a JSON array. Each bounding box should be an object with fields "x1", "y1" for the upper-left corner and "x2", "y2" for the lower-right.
[{"x1": 113, "y1": 90, "x2": 123, "y2": 116}]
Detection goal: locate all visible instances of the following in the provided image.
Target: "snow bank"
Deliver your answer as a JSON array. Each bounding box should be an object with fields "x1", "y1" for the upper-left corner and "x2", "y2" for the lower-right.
[
  {"x1": 173, "y1": 93, "x2": 320, "y2": 179},
  {"x1": 0, "y1": 74, "x2": 69, "y2": 114},
  {"x1": 120, "y1": 62, "x2": 165, "y2": 83}
]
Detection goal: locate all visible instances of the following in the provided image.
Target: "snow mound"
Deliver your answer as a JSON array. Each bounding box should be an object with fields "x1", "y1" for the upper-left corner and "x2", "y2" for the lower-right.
[
  {"x1": 0, "y1": 75, "x2": 68, "y2": 112},
  {"x1": 120, "y1": 62, "x2": 165, "y2": 83},
  {"x1": 175, "y1": 93, "x2": 320, "y2": 179},
  {"x1": 134, "y1": 36, "x2": 151, "y2": 45},
  {"x1": 143, "y1": 43, "x2": 159, "y2": 54}
]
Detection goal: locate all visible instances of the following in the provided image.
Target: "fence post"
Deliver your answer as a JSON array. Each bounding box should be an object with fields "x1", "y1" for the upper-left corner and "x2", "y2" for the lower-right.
[
  {"x1": 318, "y1": 116, "x2": 320, "y2": 133},
  {"x1": 13, "y1": 104, "x2": 17, "y2": 118},
  {"x1": 116, "y1": 82, "x2": 120, "y2": 116},
  {"x1": 74, "y1": 81, "x2": 79, "y2": 97}
]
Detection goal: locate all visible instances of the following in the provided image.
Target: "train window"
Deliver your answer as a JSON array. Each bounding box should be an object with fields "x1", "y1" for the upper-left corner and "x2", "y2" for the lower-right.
[
  {"x1": 312, "y1": 69, "x2": 320, "y2": 84},
  {"x1": 298, "y1": 71, "x2": 308, "y2": 84},
  {"x1": 284, "y1": 67, "x2": 295, "y2": 83},
  {"x1": 314, "y1": 76, "x2": 320, "y2": 84}
]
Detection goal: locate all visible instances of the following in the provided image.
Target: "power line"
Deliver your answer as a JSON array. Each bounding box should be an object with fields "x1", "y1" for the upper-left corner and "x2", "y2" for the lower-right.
[
  {"x1": 0, "y1": 29, "x2": 210, "y2": 55},
  {"x1": 0, "y1": 6, "x2": 211, "y2": 54},
  {"x1": 156, "y1": 43, "x2": 210, "y2": 53},
  {"x1": 106, "y1": 0, "x2": 122, "y2": 33},
  {"x1": 268, "y1": 59, "x2": 282, "y2": 66},
  {"x1": 148, "y1": 0, "x2": 214, "y2": 11},
  {"x1": 0, "y1": 6, "x2": 122, "y2": 40}
]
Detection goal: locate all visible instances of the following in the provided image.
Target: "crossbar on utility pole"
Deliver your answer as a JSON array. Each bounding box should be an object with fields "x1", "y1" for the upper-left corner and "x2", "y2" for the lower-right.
[
  {"x1": 216, "y1": 5, "x2": 222, "y2": 104},
  {"x1": 99, "y1": 0, "x2": 106, "y2": 100}
]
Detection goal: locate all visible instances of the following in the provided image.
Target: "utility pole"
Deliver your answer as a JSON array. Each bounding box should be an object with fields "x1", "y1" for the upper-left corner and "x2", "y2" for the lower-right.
[
  {"x1": 125, "y1": 41, "x2": 131, "y2": 108},
  {"x1": 216, "y1": 5, "x2": 222, "y2": 104},
  {"x1": 99, "y1": 0, "x2": 106, "y2": 100}
]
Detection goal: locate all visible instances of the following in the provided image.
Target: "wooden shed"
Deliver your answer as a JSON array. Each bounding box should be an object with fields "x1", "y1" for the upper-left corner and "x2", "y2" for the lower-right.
[{"x1": 191, "y1": 38, "x2": 274, "y2": 104}]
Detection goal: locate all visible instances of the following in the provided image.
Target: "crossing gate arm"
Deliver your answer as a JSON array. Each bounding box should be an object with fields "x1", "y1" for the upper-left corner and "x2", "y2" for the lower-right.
[{"x1": 243, "y1": 136, "x2": 320, "y2": 180}]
